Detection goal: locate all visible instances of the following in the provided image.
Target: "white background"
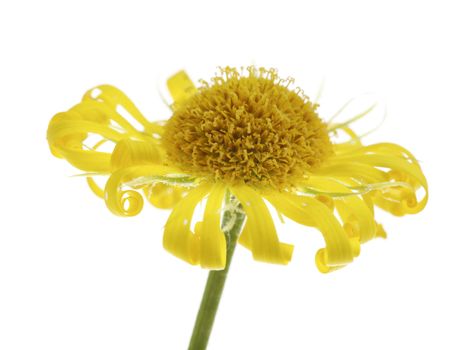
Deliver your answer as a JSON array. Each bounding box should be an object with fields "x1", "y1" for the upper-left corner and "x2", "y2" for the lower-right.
[{"x1": 1, "y1": 1, "x2": 472, "y2": 349}]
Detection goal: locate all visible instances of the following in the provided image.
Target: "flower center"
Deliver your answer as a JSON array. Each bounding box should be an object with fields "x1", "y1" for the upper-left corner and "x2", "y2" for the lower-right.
[{"x1": 162, "y1": 67, "x2": 332, "y2": 189}]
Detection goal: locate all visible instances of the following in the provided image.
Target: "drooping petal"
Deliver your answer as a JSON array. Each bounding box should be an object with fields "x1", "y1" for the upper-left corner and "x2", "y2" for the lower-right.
[
  {"x1": 318, "y1": 140, "x2": 428, "y2": 217},
  {"x1": 265, "y1": 191, "x2": 359, "y2": 273},
  {"x1": 166, "y1": 70, "x2": 197, "y2": 105},
  {"x1": 330, "y1": 143, "x2": 428, "y2": 215},
  {"x1": 199, "y1": 183, "x2": 227, "y2": 269},
  {"x1": 231, "y1": 185, "x2": 293, "y2": 265},
  {"x1": 163, "y1": 183, "x2": 212, "y2": 265},
  {"x1": 301, "y1": 176, "x2": 377, "y2": 243}
]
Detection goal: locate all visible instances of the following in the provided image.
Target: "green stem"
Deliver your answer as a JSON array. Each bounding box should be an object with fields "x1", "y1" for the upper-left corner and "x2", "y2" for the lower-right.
[{"x1": 188, "y1": 194, "x2": 245, "y2": 350}]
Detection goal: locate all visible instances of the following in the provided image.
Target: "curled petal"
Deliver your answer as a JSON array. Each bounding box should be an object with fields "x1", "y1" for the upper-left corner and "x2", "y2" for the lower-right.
[
  {"x1": 322, "y1": 142, "x2": 428, "y2": 216},
  {"x1": 47, "y1": 85, "x2": 161, "y2": 173},
  {"x1": 47, "y1": 109, "x2": 115, "y2": 172},
  {"x1": 110, "y1": 138, "x2": 163, "y2": 171},
  {"x1": 104, "y1": 165, "x2": 182, "y2": 216},
  {"x1": 83, "y1": 84, "x2": 163, "y2": 136},
  {"x1": 70, "y1": 100, "x2": 142, "y2": 139},
  {"x1": 115, "y1": 190, "x2": 144, "y2": 216},
  {"x1": 334, "y1": 150, "x2": 427, "y2": 215},
  {"x1": 84, "y1": 138, "x2": 175, "y2": 205},
  {"x1": 200, "y1": 183, "x2": 227, "y2": 269},
  {"x1": 231, "y1": 185, "x2": 293, "y2": 265},
  {"x1": 163, "y1": 183, "x2": 212, "y2": 265},
  {"x1": 302, "y1": 177, "x2": 377, "y2": 243},
  {"x1": 265, "y1": 192, "x2": 359, "y2": 273}
]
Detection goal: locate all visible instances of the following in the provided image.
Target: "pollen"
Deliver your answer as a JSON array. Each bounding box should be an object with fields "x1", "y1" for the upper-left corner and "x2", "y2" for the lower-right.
[{"x1": 162, "y1": 67, "x2": 333, "y2": 189}]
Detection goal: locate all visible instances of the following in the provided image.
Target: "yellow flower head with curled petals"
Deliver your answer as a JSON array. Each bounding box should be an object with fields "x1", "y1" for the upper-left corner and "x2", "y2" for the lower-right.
[{"x1": 47, "y1": 66, "x2": 428, "y2": 273}]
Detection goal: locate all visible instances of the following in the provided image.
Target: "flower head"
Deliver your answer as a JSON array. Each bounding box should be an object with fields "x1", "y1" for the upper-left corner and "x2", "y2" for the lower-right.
[
  {"x1": 163, "y1": 67, "x2": 332, "y2": 189},
  {"x1": 47, "y1": 67, "x2": 428, "y2": 273}
]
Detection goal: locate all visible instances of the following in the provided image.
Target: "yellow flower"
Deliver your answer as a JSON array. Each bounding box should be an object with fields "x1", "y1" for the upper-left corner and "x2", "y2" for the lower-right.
[{"x1": 47, "y1": 67, "x2": 428, "y2": 273}]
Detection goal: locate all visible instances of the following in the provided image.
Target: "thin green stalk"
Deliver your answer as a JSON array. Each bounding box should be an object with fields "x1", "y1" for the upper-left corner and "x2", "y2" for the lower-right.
[{"x1": 188, "y1": 193, "x2": 245, "y2": 350}]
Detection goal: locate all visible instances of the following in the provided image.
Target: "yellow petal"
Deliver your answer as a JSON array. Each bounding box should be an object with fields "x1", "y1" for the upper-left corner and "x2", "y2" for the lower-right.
[
  {"x1": 317, "y1": 161, "x2": 388, "y2": 183},
  {"x1": 70, "y1": 100, "x2": 146, "y2": 140},
  {"x1": 110, "y1": 138, "x2": 163, "y2": 171},
  {"x1": 302, "y1": 177, "x2": 377, "y2": 243},
  {"x1": 144, "y1": 183, "x2": 186, "y2": 209},
  {"x1": 167, "y1": 70, "x2": 197, "y2": 105},
  {"x1": 315, "y1": 195, "x2": 335, "y2": 211},
  {"x1": 84, "y1": 139, "x2": 109, "y2": 198},
  {"x1": 322, "y1": 141, "x2": 428, "y2": 217},
  {"x1": 47, "y1": 110, "x2": 116, "y2": 172},
  {"x1": 86, "y1": 177, "x2": 105, "y2": 198},
  {"x1": 341, "y1": 142, "x2": 417, "y2": 159},
  {"x1": 231, "y1": 185, "x2": 293, "y2": 265},
  {"x1": 104, "y1": 165, "x2": 182, "y2": 216},
  {"x1": 333, "y1": 147, "x2": 428, "y2": 215},
  {"x1": 47, "y1": 85, "x2": 162, "y2": 174},
  {"x1": 332, "y1": 127, "x2": 363, "y2": 154},
  {"x1": 200, "y1": 183, "x2": 227, "y2": 269},
  {"x1": 265, "y1": 191, "x2": 358, "y2": 273},
  {"x1": 82, "y1": 84, "x2": 163, "y2": 136},
  {"x1": 163, "y1": 183, "x2": 212, "y2": 265}
]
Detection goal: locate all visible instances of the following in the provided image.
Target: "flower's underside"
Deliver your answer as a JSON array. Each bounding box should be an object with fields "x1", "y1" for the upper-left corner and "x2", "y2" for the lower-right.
[{"x1": 47, "y1": 67, "x2": 428, "y2": 273}]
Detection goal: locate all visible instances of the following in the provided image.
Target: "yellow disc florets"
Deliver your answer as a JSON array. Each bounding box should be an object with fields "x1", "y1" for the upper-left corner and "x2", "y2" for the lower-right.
[{"x1": 162, "y1": 67, "x2": 333, "y2": 189}]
